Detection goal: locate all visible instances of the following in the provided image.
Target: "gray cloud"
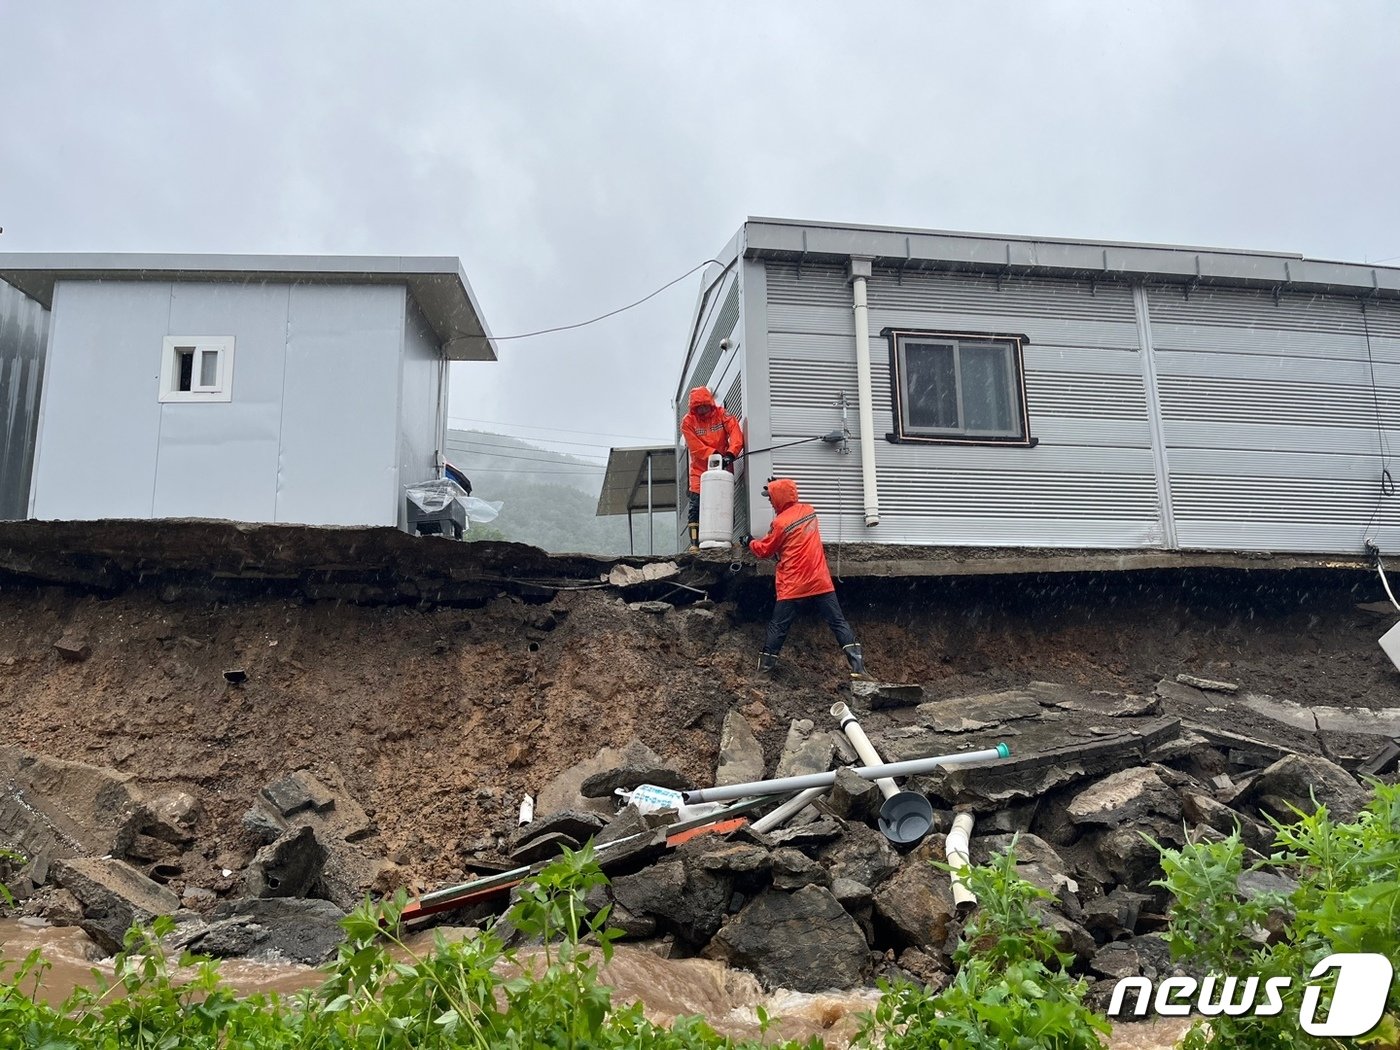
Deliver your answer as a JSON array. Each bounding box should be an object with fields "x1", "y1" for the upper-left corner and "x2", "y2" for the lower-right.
[{"x1": 4, "y1": 1, "x2": 1398, "y2": 468}]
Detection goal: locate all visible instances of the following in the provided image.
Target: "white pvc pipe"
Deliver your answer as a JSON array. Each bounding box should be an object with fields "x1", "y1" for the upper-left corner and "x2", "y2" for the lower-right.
[
  {"x1": 945, "y1": 812, "x2": 977, "y2": 909},
  {"x1": 684, "y1": 743, "x2": 1011, "y2": 805},
  {"x1": 850, "y1": 269, "x2": 880, "y2": 527},
  {"x1": 751, "y1": 786, "x2": 828, "y2": 833},
  {"x1": 831, "y1": 702, "x2": 897, "y2": 800}
]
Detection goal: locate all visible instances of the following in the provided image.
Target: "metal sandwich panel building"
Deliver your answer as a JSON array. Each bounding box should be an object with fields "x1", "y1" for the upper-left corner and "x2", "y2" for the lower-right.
[
  {"x1": 0, "y1": 253, "x2": 496, "y2": 527},
  {"x1": 674, "y1": 218, "x2": 1400, "y2": 555}
]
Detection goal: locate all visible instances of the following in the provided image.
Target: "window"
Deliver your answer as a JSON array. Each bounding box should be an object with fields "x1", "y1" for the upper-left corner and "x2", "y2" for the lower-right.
[
  {"x1": 885, "y1": 329, "x2": 1032, "y2": 445},
  {"x1": 160, "y1": 336, "x2": 234, "y2": 402}
]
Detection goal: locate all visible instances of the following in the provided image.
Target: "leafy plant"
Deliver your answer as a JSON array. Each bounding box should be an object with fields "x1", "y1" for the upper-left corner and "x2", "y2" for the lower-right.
[
  {"x1": 1154, "y1": 781, "x2": 1400, "y2": 1049},
  {"x1": 0, "y1": 843, "x2": 819, "y2": 1049},
  {"x1": 862, "y1": 839, "x2": 1109, "y2": 1050}
]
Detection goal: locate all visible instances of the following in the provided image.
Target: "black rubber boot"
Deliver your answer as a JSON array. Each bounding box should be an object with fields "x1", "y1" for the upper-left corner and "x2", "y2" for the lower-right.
[
  {"x1": 843, "y1": 643, "x2": 871, "y2": 680},
  {"x1": 758, "y1": 652, "x2": 779, "y2": 673}
]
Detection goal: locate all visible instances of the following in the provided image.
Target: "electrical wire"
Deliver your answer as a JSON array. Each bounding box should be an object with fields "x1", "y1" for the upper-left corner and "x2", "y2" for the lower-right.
[
  {"x1": 450, "y1": 431, "x2": 617, "y2": 454},
  {"x1": 446, "y1": 447, "x2": 605, "y2": 469},
  {"x1": 489, "y1": 259, "x2": 724, "y2": 342}
]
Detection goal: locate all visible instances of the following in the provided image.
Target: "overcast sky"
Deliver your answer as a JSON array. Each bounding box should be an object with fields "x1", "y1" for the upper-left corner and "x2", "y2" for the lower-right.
[{"x1": 4, "y1": 2, "x2": 1399, "y2": 474}]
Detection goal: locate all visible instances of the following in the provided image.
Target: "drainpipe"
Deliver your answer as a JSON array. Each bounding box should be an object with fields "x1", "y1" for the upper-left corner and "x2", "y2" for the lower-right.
[
  {"x1": 830, "y1": 702, "x2": 897, "y2": 799},
  {"x1": 945, "y1": 812, "x2": 977, "y2": 910},
  {"x1": 849, "y1": 257, "x2": 880, "y2": 527}
]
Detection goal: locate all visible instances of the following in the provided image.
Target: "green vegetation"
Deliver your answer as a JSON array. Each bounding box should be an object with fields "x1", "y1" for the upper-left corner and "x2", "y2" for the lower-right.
[
  {"x1": 0, "y1": 845, "x2": 817, "y2": 1050},
  {"x1": 862, "y1": 841, "x2": 1109, "y2": 1050},
  {"x1": 447, "y1": 430, "x2": 676, "y2": 555},
  {"x1": 1154, "y1": 781, "x2": 1400, "y2": 1049}
]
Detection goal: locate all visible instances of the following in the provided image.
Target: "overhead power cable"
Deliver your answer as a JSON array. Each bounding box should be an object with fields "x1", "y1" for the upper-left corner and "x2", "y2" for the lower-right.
[
  {"x1": 447, "y1": 415, "x2": 666, "y2": 444},
  {"x1": 488, "y1": 259, "x2": 724, "y2": 341},
  {"x1": 450, "y1": 431, "x2": 620, "y2": 454},
  {"x1": 447, "y1": 446, "x2": 605, "y2": 469}
]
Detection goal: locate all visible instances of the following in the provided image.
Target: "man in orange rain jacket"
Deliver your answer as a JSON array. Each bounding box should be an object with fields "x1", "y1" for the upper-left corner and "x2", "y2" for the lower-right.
[
  {"x1": 680, "y1": 386, "x2": 744, "y2": 551},
  {"x1": 742, "y1": 477, "x2": 869, "y2": 678}
]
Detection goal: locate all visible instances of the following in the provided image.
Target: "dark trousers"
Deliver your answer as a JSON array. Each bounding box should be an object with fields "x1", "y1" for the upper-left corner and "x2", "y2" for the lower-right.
[
  {"x1": 686, "y1": 491, "x2": 700, "y2": 524},
  {"x1": 764, "y1": 591, "x2": 857, "y2": 655}
]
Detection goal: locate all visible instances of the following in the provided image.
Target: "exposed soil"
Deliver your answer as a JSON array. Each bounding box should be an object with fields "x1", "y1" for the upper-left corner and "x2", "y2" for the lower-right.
[{"x1": 1, "y1": 562, "x2": 1395, "y2": 902}]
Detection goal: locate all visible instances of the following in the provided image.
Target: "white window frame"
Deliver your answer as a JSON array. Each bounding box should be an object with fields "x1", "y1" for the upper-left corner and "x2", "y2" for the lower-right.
[{"x1": 159, "y1": 336, "x2": 235, "y2": 403}]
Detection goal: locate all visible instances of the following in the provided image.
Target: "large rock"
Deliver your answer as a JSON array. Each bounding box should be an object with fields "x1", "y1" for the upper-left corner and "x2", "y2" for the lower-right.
[
  {"x1": 243, "y1": 826, "x2": 327, "y2": 899},
  {"x1": 827, "y1": 767, "x2": 881, "y2": 823},
  {"x1": 1180, "y1": 791, "x2": 1274, "y2": 854},
  {"x1": 610, "y1": 859, "x2": 730, "y2": 944},
  {"x1": 1066, "y1": 768, "x2": 1181, "y2": 827},
  {"x1": 871, "y1": 841, "x2": 958, "y2": 952},
  {"x1": 181, "y1": 897, "x2": 348, "y2": 964},
  {"x1": 706, "y1": 885, "x2": 869, "y2": 991},
  {"x1": 715, "y1": 711, "x2": 765, "y2": 787},
  {"x1": 0, "y1": 747, "x2": 149, "y2": 884},
  {"x1": 1238, "y1": 754, "x2": 1368, "y2": 823},
  {"x1": 817, "y1": 823, "x2": 901, "y2": 889},
  {"x1": 54, "y1": 857, "x2": 180, "y2": 954},
  {"x1": 537, "y1": 739, "x2": 681, "y2": 818},
  {"x1": 773, "y1": 720, "x2": 835, "y2": 780}
]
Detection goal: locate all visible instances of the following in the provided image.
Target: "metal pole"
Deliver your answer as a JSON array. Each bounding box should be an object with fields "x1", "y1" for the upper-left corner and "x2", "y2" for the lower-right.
[
  {"x1": 683, "y1": 744, "x2": 1011, "y2": 805},
  {"x1": 646, "y1": 452, "x2": 654, "y2": 555},
  {"x1": 627, "y1": 510, "x2": 634, "y2": 555}
]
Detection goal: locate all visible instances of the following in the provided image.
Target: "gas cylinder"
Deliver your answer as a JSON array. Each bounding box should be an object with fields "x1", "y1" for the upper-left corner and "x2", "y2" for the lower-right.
[{"x1": 698, "y1": 453, "x2": 734, "y2": 548}]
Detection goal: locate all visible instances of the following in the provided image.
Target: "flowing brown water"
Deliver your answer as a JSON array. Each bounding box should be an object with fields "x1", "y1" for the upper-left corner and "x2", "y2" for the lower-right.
[{"x1": 1, "y1": 919, "x2": 1188, "y2": 1047}]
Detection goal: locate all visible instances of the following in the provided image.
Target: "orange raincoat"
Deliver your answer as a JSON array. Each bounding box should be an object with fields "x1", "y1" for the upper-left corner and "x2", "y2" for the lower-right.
[
  {"x1": 680, "y1": 387, "x2": 744, "y2": 493},
  {"x1": 748, "y1": 478, "x2": 834, "y2": 600}
]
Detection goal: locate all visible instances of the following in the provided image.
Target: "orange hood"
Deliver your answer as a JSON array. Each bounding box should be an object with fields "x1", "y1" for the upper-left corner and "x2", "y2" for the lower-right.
[
  {"x1": 766, "y1": 478, "x2": 799, "y2": 511},
  {"x1": 688, "y1": 387, "x2": 718, "y2": 412}
]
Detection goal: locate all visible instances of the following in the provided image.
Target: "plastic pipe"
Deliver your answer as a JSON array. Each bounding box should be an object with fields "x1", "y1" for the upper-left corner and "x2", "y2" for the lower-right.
[
  {"x1": 750, "y1": 786, "x2": 828, "y2": 833},
  {"x1": 945, "y1": 812, "x2": 976, "y2": 909},
  {"x1": 831, "y1": 702, "x2": 897, "y2": 800},
  {"x1": 849, "y1": 262, "x2": 880, "y2": 527},
  {"x1": 683, "y1": 743, "x2": 1011, "y2": 805}
]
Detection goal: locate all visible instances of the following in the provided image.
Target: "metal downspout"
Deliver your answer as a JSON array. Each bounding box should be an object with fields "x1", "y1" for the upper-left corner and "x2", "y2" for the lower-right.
[
  {"x1": 1132, "y1": 284, "x2": 1177, "y2": 549},
  {"x1": 849, "y1": 258, "x2": 880, "y2": 526}
]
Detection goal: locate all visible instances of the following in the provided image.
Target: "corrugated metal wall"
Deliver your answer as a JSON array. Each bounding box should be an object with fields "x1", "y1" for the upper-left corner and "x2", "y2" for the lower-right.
[
  {"x1": 1149, "y1": 285, "x2": 1400, "y2": 552},
  {"x1": 761, "y1": 261, "x2": 1161, "y2": 547},
  {"x1": 0, "y1": 280, "x2": 49, "y2": 519}
]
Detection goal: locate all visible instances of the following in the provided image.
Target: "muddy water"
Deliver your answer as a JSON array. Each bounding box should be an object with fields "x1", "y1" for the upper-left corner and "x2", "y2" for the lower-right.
[{"x1": 1, "y1": 919, "x2": 1189, "y2": 1047}]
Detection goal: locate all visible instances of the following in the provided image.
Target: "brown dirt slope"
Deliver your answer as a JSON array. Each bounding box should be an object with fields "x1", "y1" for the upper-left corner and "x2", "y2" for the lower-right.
[{"x1": 0, "y1": 564, "x2": 1394, "y2": 896}]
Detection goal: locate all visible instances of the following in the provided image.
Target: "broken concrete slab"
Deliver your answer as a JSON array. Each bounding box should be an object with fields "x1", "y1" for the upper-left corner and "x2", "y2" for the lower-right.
[
  {"x1": 606, "y1": 562, "x2": 680, "y2": 589},
  {"x1": 1066, "y1": 768, "x2": 1182, "y2": 827},
  {"x1": 54, "y1": 857, "x2": 181, "y2": 954},
  {"x1": 707, "y1": 885, "x2": 870, "y2": 992},
  {"x1": 915, "y1": 717, "x2": 1181, "y2": 811},
  {"x1": 1314, "y1": 706, "x2": 1400, "y2": 737},
  {"x1": 850, "y1": 680, "x2": 925, "y2": 709},
  {"x1": 243, "y1": 826, "x2": 327, "y2": 899},
  {"x1": 0, "y1": 746, "x2": 149, "y2": 883},
  {"x1": 513, "y1": 810, "x2": 606, "y2": 849},
  {"x1": 1028, "y1": 681, "x2": 1161, "y2": 719},
  {"x1": 510, "y1": 831, "x2": 581, "y2": 865},
  {"x1": 916, "y1": 689, "x2": 1047, "y2": 733},
  {"x1": 1239, "y1": 694, "x2": 1318, "y2": 733},
  {"x1": 1176, "y1": 673, "x2": 1239, "y2": 694},
  {"x1": 715, "y1": 711, "x2": 765, "y2": 787}
]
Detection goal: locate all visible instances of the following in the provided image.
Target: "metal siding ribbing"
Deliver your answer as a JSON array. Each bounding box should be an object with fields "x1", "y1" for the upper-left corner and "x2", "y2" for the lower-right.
[
  {"x1": 763, "y1": 261, "x2": 1161, "y2": 548},
  {"x1": 1149, "y1": 286, "x2": 1400, "y2": 553},
  {"x1": 0, "y1": 281, "x2": 48, "y2": 519}
]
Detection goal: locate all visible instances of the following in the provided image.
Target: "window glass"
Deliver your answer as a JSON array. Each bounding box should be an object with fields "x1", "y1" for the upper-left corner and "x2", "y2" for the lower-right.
[
  {"x1": 176, "y1": 348, "x2": 195, "y2": 392},
  {"x1": 199, "y1": 349, "x2": 220, "y2": 388},
  {"x1": 960, "y1": 342, "x2": 1014, "y2": 433},
  {"x1": 903, "y1": 342, "x2": 958, "y2": 430}
]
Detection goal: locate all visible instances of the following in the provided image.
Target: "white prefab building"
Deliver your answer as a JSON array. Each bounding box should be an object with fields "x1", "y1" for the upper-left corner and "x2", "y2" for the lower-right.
[
  {"x1": 676, "y1": 219, "x2": 1400, "y2": 556},
  {"x1": 0, "y1": 254, "x2": 495, "y2": 528}
]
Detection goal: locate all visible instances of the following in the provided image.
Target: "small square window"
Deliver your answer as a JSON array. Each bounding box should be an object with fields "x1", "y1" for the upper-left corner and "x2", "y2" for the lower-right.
[
  {"x1": 160, "y1": 336, "x2": 234, "y2": 403},
  {"x1": 885, "y1": 329, "x2": 1032, "y2": 445}
]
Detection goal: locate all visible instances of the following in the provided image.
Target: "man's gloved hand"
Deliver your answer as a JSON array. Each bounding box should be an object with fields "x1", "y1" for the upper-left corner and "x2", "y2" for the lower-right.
[
  {"x1": 721, "y1": 453, "x2": 736, "y2": 469},
  {"x1": 738, "y1": 534, "x2": 753, "y2": 548}
]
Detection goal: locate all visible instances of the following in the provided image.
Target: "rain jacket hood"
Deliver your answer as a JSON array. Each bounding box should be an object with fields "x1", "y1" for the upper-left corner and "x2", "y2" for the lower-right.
[
  {"x1": 688, "y1": 387, "x2": 718, "y2": 411},
  {"x1": 765, "y1": 478, "x2": 798, "y2": 512}
]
